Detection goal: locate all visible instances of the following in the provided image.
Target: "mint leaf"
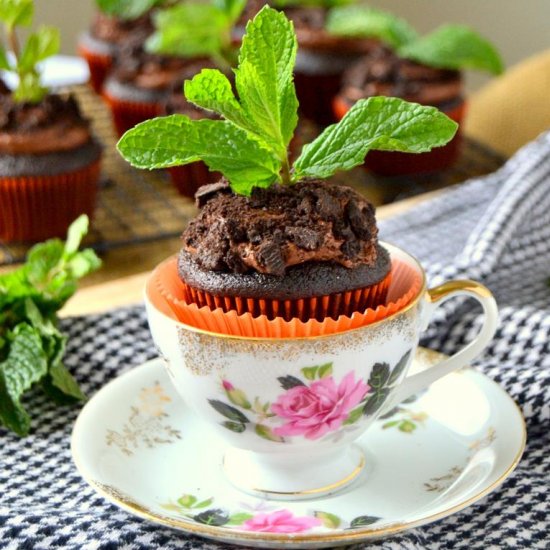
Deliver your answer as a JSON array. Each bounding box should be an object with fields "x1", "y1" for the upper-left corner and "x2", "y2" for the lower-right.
[
  {"x1": 0, "y1": 0, "x2": 33, "y2": 29},
  {"x1": 0, "y1": 217, "x2": 98, "y2": 436},
  {"x1": 0, "y1": 45, "x2": 11, "y2": 70},
  {"x1": 147, "y1": 3, "x2": 230, "y2": 60},
  {"x1": 18, "y1": 26, "x2": 60, "y2": 72},
  {"x1": 399, "y1": 24, "x2": 504, "y2": 75},
  {"x1": 273, "y1": 0, "x2": 353, "y2": 8},
  {"x1": 0, "y1": 323, "x2": 47, "y2": 436},
  {"x1": 326, "y1": 5, "x2": 418, "y2": 49},
  {"x1": 117, "y1": 115, "x2": 280, "y2": 195},
  {"x1": 293, "y1": 97, "x2": 458, "y2": 180},
  {"x1": 214, "y1": 0, "x2": 246, "y2": 24},
  {"x1": 184, "y1": 69, "x2": 251, "y2": 131},
  {"x1": 96, "y1": 0, "x2": 160, "y2": 20},
  {"x1": 234, "y1": 5, "x2": 298, "y2": 156}
]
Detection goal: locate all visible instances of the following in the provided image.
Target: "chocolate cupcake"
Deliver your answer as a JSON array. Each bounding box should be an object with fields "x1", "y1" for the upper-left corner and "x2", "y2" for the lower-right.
[
  {"x1": 78, "y1": 11, "x2": 154, "y2": 93},
  {"x1": 102, "y1": 40, "x2": 209, "y2": 136},
  {"x1": 178, "y1": 180, "x2": 391, "y2": 321},
  {"x1": 0, "y1": 89, "x2": 102, "y2": 242},
  {"x1": 335, "y1": 45, "x2": 465, "y2": 175},
  {"x1": 118, "y1": 7, "x2": 458, "y2": 325}
]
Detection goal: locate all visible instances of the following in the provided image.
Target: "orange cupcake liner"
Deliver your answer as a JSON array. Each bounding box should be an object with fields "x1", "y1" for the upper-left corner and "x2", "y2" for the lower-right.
[
  {"x1": 0, "y1": 159, "x2": 101, "y2": 242},
  {"x1": 168, "y1": 164, "x2": 222, "y2": 198},
  {"x1": 78, "y1": 44, "x2": 112, "y2": 94},
  {"x1": 102, "y1": 92, "x2": 163, "y2": 137},
  {"x1": 146, "y1": 256, "x2": 422, "y2": 338}
]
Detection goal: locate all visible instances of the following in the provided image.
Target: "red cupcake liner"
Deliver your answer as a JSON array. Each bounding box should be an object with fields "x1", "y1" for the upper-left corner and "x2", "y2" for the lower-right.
[
  {"x1": 295, "y1": 71, "x2": 342, "y2": 126},
  {"x1": 333, "y1": 97, "x2": 466, "y2": 175},
  {"x1": 102, "y1": 92, "x2": 163, "y2": 137},
  {"x1": 147, "y1": 256, "x2": 422, "y2": 338},
  {"x1": 78, "y1": 44, "x2": 112, "y2": 94},
  {"x1": 0, "y1": 159, "x2": 101, "y2": 242},
  {"x1": 168, "y1": 164, "x2": 222, "y2": 198}
]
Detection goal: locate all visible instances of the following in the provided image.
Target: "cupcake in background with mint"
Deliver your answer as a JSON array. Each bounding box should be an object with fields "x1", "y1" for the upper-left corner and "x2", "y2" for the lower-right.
[
  {"x1": 78, "y1": 0, "x2": 163, "y2": 94},
  {"x1": 0, "y1": 2, "x2": 102, "y2": 242},
  {"x1": 330, "y1": 5, "x2": 503, "y2": 175},
  {"x1": 109, "y1": 0, "x2": 243, "y2": 193}
]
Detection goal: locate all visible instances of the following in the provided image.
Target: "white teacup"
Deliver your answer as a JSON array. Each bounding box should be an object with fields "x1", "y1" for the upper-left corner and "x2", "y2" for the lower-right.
[{"x1": 145, "y1": 243, "x2": 498, "y2": 500}]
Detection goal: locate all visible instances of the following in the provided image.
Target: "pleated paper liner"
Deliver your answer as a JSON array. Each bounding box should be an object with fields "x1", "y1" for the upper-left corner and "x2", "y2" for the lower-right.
[
  {"x1": 0, "y1": 159, "x2": 101, "y2": 242},
  {"x1": 78, "y1": 44, "x2": 112, "y2": 94},
  {"x1": 146, "y1": 257, "x2": 422, "y2": 338},
  {"x1": 102, "y1": 92, "x2": 163, "y2": 137},
  {"x1": 177, "y1": 270, "x2": 391, "y2": 322}
]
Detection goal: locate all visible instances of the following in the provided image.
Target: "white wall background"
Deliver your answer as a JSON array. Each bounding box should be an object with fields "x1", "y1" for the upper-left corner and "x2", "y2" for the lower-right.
[{"x1": 36, "y1": 0, "x2": 550, "y2": 92}]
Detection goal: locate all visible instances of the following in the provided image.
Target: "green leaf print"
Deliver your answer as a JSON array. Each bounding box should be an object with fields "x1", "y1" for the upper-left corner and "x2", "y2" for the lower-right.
[{"x1": 208, "y1": 399, "x2": 250, "y2": 423}]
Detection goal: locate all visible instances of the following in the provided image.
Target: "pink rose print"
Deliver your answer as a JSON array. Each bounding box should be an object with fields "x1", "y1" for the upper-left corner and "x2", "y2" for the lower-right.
[
  {"x1": 242, "y1": 509, "x2": 322, "y2": 533},
  {"x1": 272, "y1": 372, "x2": 369, "y2": 439}
]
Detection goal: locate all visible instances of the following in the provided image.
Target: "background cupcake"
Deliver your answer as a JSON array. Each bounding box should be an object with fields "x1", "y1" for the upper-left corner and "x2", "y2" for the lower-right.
[
  {"x1": 330, "y1": 5, "x2": 503, "y2": 174},
  {"x1": 0, "y1": 6, "x2": 102, "y2": 242},
  {"x1": 114, "y1": 0, "x2": 243, "y2": 192},
  {"x1": 118, "y1": 7, "x2": 458, "y2": 323},
  {"x1": 78, "y1": 0, "x2": 160, "y2": 93}
]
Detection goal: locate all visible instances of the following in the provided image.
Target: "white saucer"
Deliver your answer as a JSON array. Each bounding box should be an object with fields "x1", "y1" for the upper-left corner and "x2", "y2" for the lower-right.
[{"x1": 71, "y1": 349, "x2": 525, "y2": 549}]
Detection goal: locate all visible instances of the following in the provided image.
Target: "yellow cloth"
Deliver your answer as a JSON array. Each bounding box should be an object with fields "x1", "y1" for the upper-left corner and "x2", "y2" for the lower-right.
[{"x1": 465, "y1": 49, "x2": 550, "y2": 157}]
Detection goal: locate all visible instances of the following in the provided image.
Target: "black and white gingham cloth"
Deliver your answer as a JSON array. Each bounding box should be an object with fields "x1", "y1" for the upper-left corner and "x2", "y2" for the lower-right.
[{"x1": 1, "y1": 132, "x2": 549, "y2": 549}]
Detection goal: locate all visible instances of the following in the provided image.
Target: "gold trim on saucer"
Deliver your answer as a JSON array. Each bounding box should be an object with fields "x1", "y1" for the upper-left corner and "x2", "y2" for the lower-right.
[{"x1": 222, "y1": 454, "x2": 366, "y2": 498}]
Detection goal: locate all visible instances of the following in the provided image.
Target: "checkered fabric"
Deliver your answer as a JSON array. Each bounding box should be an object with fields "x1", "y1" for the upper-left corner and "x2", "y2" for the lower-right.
[{"x1": 1, "y1": 132, "x2": 549, "y2": 549}]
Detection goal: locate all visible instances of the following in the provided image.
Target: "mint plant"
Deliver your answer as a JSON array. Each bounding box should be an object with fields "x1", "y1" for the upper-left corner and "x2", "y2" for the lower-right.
[
  {"x1": 0, "y1": 216, "x2": 101, "y2": 436},
  {"x1": 327, "y1": 5, "x2": 503, "y2": 74},
  {"x1": 96, "y1": 0, "x2": 166, "y2": 20},
  {"x1": 118, "y1": 6, "x2": 458, "y2": 195},
  {"x1": 146, "y1": 0, "x2": 246, "y2": 72},
  {"x1": 0, "y1": 0, "x2": 60, "y2": 103}
]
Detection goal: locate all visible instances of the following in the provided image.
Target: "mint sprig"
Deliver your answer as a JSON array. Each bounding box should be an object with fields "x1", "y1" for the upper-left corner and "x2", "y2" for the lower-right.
[
  {"x1": 96, "y1": 0, "x2": 163, "y2": 20},
  {"x1": 146, "y1": 0, "x2": 245, "y2": 71},
  {"x1": 0, "y1": 0, "x2": 60, "y2": 103},
  {"x1": 326, "y1": 5, "x2": 418, "y2": 49},
  {"x1": 293, "y1": 97, "x2": 458, "y2": 180},
  {"x1": 118, "y1": 6, "x2": 458, "y2": 195},
  {"x1": 398, "y1": 24, "x2": 504, "y2": 75},
  {"x1": 327, "y1": 6, "x2": 503, "y2": 74},
  {"x1": 0, "y1": 216, "x2": 101, "y2": 437}
]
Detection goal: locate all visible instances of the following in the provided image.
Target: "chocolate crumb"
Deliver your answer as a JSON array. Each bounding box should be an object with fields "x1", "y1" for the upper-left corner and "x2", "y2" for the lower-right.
[{"x1": 182, "y1": 179, "x2": 380, "y2": 276}]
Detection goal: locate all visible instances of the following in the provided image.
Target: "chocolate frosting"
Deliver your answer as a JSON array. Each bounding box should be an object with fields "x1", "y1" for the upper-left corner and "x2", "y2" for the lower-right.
[
  {"x1": 0, "y1": 92, "x2": 94, "y2": 155},
  {"x1": 90, "y1": 12, "x2": 153, "y2": 45},
  {"x1": 341, "y1": 45, "x2": 463, "y2": 107},
  {"x1": 109, "y1": 40, "x2": 212, "y2": 92},
  {"x1": 181, "y1": 179, "x2": 382, "y2": 277}
]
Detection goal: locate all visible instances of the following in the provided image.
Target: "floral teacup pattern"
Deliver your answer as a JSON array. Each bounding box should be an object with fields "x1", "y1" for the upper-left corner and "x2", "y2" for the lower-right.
[{"x1": 208, "y1": 351, "x2": 412, "y2": 444}]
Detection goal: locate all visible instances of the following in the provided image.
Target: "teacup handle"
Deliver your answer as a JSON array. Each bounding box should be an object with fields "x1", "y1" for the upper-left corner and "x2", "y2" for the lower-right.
[{"x1": 389, "y1": 280, "x2": 499, "y2": 406}]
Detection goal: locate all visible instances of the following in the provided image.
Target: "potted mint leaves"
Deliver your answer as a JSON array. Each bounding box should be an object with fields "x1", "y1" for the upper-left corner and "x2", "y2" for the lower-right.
[
  {"x1": 118, "y1": 6, "x2": 457, "y2": 194},
  {"x1": 79, "y1": 0, "x2": 163, "y2": 93},
  {"x1": 329, "y1": 4, "x2": 503, "y2": 174}
]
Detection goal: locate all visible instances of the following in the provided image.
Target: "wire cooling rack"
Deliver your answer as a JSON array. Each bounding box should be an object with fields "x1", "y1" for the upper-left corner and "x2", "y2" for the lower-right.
[{"x1": 0, "y1": 85, "x2": 505, "y2": 266}]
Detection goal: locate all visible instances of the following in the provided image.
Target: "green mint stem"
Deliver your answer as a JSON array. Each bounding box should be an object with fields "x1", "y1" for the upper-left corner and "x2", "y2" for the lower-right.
[{"x1": 281, "y1": 157, "x2": 292, "y2": 186}]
